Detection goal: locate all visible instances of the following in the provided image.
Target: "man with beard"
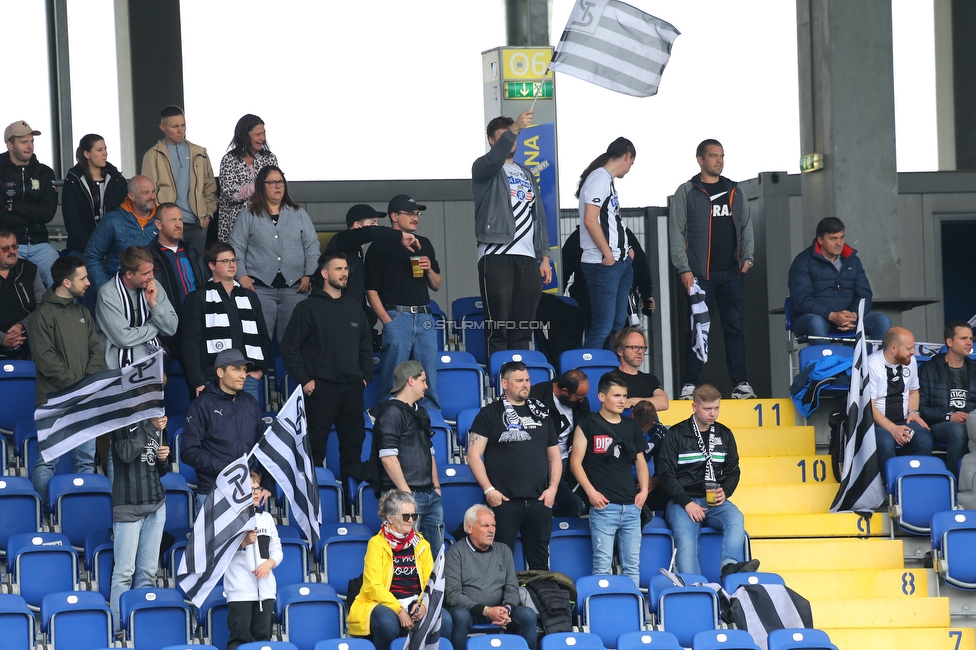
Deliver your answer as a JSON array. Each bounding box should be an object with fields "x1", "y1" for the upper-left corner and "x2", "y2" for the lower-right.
[
  {"x1": 467, "y1": 361, "x2": 560, "y2": 570},
  {"x1": 85, "y1": 176, "x2": 160, "y2": 290},
  {"x1": 281, "y1": 250, "x2": 373, "y2": 481},
  {"x1": 612, "y1": 326, "x2": 669, "y2": 411},
  {"x1": 0, "y1": 228, "x2": 44, "y2": 358}
]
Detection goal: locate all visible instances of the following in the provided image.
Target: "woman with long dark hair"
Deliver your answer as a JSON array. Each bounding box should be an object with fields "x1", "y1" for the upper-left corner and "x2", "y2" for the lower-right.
[
  {"x1": 228, "y1": 165, "x2": 319, "y2": 343},
  {"x1": 217, "y1": 114, "x2": 278, "y2": 242},
  {"x1": 576, "y1": 137, "x2": 637, "y2": 348},
  {"x1": 62, "y1": 134, "x2": 127, "y2": 255}
]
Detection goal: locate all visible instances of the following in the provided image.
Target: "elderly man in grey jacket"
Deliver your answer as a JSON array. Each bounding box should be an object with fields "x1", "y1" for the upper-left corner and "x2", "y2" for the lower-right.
[{"x1": 471, "y1": 109, "x2": 550, "y2": 357}]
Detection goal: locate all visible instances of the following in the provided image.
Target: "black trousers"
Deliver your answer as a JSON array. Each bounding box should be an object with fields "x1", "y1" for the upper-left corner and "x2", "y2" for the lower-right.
[
  {"x1": 479, "y1": 255, "x2": 543, "y2": 357},
  {"x1": 493, "y1": 497, "x2": 552, "y2": 570},
  {"x1": 306, "y1": 380, "x2": 366, "y2": 482},
  {"x1": 227, "y1": 598, "x2": 275, "y2": 650}
]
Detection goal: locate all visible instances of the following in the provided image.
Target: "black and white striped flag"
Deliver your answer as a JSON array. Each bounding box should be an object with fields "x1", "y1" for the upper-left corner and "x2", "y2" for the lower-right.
[
  {"x1": 254, "y1": 387, "x2": 322, "y2": 543},
  {"x1": 689, "y1": 279, "x2": 710, "y2": 363},
  {"x1": 406, "y1": 546, "x2": 446, "y2": 650},
  {"x1": 177, "y1": 454, "x2": 256, "y2": 607},
  {"x1": 830, "y1": 299, "x2": 886, "y2": 514},
  {"x1": 550, "y1": 0, "x2": 680, "y2": 98},
  {"x1": 36, "y1": 351, "x2": 164, "y2": 463}
]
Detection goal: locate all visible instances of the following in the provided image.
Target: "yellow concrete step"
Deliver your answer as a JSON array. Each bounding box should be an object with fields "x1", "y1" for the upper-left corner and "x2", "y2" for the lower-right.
[
  {"x1": 744, "y1": 512, "x2": 887, "y2": 538},
  {"x1": 733, "y1": 427, "x2": 816, "y2": 456},
  {"x1": 751, "y1": 538, "x2": 904, "y2": 571},
  {"x1": 739, "y1": 455, "x2": 838, "y2": 484},
  {"x1": 659, "y1": 399, "x2": 797, "y2": 428},
  {"x1": 812, "y1": 596, "x2": 950, "y2": 628},
  {"x1": 777, "y1": 568, "x2": 928, "y2": 599},
  {"x1": 733, "y1": 483, "x2": 839, "y2": 514},
  {"x1": 824, "y1": 627, "x2": 974, "y2": 650}
]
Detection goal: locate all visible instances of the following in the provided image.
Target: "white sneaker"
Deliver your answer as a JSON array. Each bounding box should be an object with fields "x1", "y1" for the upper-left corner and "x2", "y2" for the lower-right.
[
  {"x1": 732, "y1": 382, "x2": 757, "y2": 399},
  {"x1": 679, "y1": 383, "x2": 695, "y2": 400}
]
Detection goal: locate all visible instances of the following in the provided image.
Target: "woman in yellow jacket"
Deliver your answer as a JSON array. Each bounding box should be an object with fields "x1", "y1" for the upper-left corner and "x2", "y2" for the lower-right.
[{"x1": 348, "y1": 490, "x2": 453, "y2": 650}]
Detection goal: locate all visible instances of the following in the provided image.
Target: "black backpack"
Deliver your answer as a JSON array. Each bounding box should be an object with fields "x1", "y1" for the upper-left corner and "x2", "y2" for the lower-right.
[{"x1": 518, "y1": 571, "x2": 575, "y2": 635}]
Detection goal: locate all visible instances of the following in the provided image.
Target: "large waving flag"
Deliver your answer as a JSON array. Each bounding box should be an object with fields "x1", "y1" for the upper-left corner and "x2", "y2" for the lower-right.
[
  {"x1": 830, "y1": 299, "x2": 886, "y2": 514},
  {"x1": 36, "y1": 351, "x2": 164, "y2": 462},
  {"x1": 254, "y1": 387, "x2": 322, "y2": 543},
  {"x1": 177, "y1": 454, "x2": 256, "y2": 607},
  {"x1": 406, "y1": 546, "x2": 446, "y2": 650},
  {"x1": 550, "y1": 0, "x2": 680, "y2": 97}
]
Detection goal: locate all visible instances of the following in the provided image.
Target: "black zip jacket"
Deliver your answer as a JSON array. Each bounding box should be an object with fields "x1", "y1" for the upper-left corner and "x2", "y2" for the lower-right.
[
  {"x1": 0, "y1": 152, "x2": 58, "y2": 244},
  {"x1": 372, "y1": 399, "x2": 435, "y2": 491},
  {"x1": 61, "y1": 162, "x2": 127, "y2": 253},
  {"x1": 918, "y1": 353, "x2": 976, "y2": 424},
  {"x1": 280, "y1": 286, "x2": 373, "y2": 386},
  {"x1": 657, "y1": 416, "x2": 740, "y2": 507}
]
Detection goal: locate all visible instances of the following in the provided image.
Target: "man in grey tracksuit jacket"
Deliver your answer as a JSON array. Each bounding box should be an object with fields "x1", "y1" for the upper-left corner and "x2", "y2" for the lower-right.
[{"x1": 471, "y1": 110, "x2": 551, "y2": 357}]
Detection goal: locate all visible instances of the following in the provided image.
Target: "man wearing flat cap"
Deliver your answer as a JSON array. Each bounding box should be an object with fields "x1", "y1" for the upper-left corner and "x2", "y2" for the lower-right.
[
  {"x1": 180, "y1": 348, "x2": 270, "y2": 512},
  {"x1": 1, "y1": 121, "x2": 59, "y2": 286},
  {"x1": 365, "y1": 194, "x2": 442, "y2": 410},
  {"x1": 325, "y1": 203, "x2": 421, "y2": 320}
]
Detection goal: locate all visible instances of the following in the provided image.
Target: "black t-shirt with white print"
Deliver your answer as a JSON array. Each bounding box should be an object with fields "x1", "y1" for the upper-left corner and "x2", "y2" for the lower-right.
[{"x1": 701, "y1": 180, "x2": 737, "y2": 272}]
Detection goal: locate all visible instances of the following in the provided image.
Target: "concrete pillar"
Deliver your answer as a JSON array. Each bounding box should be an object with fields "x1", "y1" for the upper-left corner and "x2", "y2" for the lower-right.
[
  {"x1": 948, "y1": 0, "x2": 976, "y2": 169},
  {"x1": 506, "y1": 0, "x2": 549, "y2": 47},
  {"x1": 795, "y1": 0, "x2": 901, "y2": 299}
]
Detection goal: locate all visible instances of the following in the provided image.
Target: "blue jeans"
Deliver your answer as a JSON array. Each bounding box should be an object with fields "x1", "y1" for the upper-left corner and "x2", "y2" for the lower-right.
[
  {"x1": 378, "y1": 311, "x2": 439, "y2": 410},
  {"x1": 589, "y1": 502, "x2": 641, "y2": 588},
  {"x1": 930, "y1": 421, "x2": 969, "y2": 480},
  {"x1": 447, "y1": 605, "x2": 536, "y2": 650},
  {"x1": 19, "y1": 242, "x2": 60, "y2": 287},
  {"x1": 581, "y1": 257, "x2": 633, "y2": 349},
  {"x1": 412, "y1": 490, "x2": 445, "y2": 557},
  {"x1": 792, "y1": 310, "x2": 891, "y2": 342},
  {"x1": 33, "y1": 439, "x2": 96, "y2": 513},
  {"x1": 666, "y1": 497, "x2": 746, "y2": 575},
  {"x1": 368, "y1": 601, "x2": 453, "y2": 650},
  {"x1": 683, "y1": 269, "x2": 747, "y2": 385},
  {"x1": 876, "y1": 421, "x2": 934, "y2": 483},
  {"x1": 111, "y1": 504, "x2": 166, "y2": 634},
  {"x1": 252, "y1": 284, "x2": 308, "y2": 345}
]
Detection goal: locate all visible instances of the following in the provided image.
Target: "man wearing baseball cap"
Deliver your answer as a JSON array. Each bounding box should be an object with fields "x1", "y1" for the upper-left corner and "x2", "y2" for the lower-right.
[
  {"x1": 180, "y1": 348, "x2": 270, "y2": 512},
  {"x1": 325, "y1": 203, "x2": 421, "y2": 320},
  {"x1": 1, "y1": 121, "x2": 59, "y2": 286},
  {"x1": 364, "y1": 194, "x2": 442, "y2": 410}
]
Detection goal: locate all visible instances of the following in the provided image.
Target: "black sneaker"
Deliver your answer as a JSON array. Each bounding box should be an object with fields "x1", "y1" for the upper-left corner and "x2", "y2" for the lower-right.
[{"x1": 721, "y1": 558, "x2": 761, "y2": 579}]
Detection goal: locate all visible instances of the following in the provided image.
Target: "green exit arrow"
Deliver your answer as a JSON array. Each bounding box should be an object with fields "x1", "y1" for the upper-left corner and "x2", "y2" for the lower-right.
[{"x1": 505, "y1": 81, "x2": 553, "y2": 100}]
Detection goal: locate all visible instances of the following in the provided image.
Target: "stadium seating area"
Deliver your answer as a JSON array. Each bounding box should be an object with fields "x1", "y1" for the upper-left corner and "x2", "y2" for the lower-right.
[{"x1": 3, "y1": 300, "x2": 976, "y2": 650}]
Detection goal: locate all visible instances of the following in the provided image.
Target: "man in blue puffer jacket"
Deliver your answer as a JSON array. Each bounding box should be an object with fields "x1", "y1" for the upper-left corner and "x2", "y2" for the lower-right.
[
  {"x1": 788, "y1": 217, "x2": 890, "y2": 341},
  {"x1": 84, "y1": 176, "x2": 159, "y2": 289}
]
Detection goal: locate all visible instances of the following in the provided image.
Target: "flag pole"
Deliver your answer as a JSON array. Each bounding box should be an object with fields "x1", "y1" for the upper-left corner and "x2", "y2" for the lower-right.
[{"x1": 527, "y1": 66, "x2": 551, "y2": 113}]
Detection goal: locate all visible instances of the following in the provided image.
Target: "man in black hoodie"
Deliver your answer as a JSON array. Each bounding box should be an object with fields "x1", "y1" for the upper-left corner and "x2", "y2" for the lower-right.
[
  {"x1": 1, "y1": 121, "x2": 59, "y2": 286},
  {"x1": 369, "y1": 359, "x2": 444, "y2": 555},
  {"x1": 281, "y1": 250, "x2": 373, "y2": 481}
]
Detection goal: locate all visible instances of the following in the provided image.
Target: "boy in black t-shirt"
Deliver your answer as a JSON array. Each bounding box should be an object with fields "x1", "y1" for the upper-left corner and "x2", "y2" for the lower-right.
[{"x1": 570, "y1": 371, "x2": 648, "y2": 588}]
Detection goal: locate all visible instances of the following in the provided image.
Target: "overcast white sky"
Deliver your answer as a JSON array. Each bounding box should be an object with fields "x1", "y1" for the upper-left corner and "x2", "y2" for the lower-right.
[{"x1": 4, "y1": 0, "x2": 937, "y2": 208}]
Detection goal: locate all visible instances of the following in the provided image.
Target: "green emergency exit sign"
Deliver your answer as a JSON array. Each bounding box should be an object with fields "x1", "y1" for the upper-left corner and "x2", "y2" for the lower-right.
[{"x1": 505, "y1": 81, "x2": 553, "y2": 100}]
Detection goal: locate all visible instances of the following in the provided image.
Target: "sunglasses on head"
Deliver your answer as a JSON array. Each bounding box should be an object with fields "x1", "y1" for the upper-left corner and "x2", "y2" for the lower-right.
[{"x1": 400, "y1": 513, "x2": 419, "y2": 522}]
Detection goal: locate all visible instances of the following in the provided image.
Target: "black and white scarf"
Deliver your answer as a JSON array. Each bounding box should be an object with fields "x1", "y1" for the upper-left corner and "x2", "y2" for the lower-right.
[
  {"x1": 497, "y1": 396, "x2": 549, "y2": 442},
  {"x1": 203, "y1": 280, "x2": 265, "y2": 366},
  {"x1": 114, "y1": 272, "x2": 159, "y2": 368}
]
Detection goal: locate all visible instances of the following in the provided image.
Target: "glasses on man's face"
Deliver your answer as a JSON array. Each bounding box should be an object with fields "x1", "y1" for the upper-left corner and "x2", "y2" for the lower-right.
[
  {"x1": 625, "y1": 345, "x2": 648, "y2": 353},
  {"x1": 264, "y1": 179, "x2": 285, "y2": 187},
  {"x1": 398, "y1": 211, "x2": 422, "y2": 219},
  {"x1": 400, "y1": 512, "x2": 420, "y2": 522},
  {"x1": 215, "y1": 258, "x2": 240, "y2": 265},
  {"x1": 0, "y1": 243, "x2": 19, "y2": 253},
  {"x1": 252, "y1": 488, "x2": 263, "y2": 495}
]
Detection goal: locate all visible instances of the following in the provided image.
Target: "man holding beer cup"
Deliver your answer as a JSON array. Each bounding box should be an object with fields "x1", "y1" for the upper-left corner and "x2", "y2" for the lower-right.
[{"x1": 658, "y1": 383, "x2": 759, "y2": 577}]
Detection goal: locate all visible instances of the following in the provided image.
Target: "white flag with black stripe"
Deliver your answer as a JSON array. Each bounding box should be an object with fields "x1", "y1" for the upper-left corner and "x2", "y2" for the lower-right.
[
  {"x1": 36, "y1": 351, "x2": 164, "y2": 463},
  {"x1": 550, "y1": 0, "x2": 680, "y2": 97},
  {"x1": 253, "y1": 387, "x2": 322, "y2": 543},
  {"x1": 830, "y1": 299, "x2": 886, "y2": 514},
  {"x1": 689, "y1": 279, "x2": 710, "y2": 363},
  {"x1": 406, "y1": 546, "x2": 446, "y2": 650},
  {"x1": 177, "y1": 455, "x2": 256, "y2": 607}
]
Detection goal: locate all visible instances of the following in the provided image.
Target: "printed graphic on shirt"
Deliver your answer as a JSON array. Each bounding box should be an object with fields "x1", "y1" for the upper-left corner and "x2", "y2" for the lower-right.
[
  {"x1": 593, "y1": 434, "x2": 613, "y2": 455},
  {"x1": 950, "y1": 388, "x2": 967, "y2": 411},
  {"x1": 578, "y1": 168, "x2": 625, "y2": 263},
  {"x1": 141, "y1": 436, "x2": 160, "y2": 466},
  {"x1": 392, "y1": 553, "x2": 419, "y2": 578},
  {"x1": 497, "y1": 407, "x2": 546, "y2": 443},
  {"x1": 480, "y1": 164, "x2": 537, "y2": 259}
]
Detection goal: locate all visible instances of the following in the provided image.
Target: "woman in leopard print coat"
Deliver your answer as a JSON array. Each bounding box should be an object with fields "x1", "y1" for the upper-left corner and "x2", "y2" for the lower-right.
[{"x1": 217, "y1": 114, "x2": 278, "y2": 242}]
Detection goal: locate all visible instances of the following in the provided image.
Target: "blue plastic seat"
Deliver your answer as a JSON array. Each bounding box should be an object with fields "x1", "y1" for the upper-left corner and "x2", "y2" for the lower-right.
[
  {"x1": 451, "y1": 296, "x2": 486, "y2": 365},
  {"x1": 325, "y1": 425, "x2": 372, "y2": 483},
  {"x1": 276, "y1": 583, "x2": 344, "y2": 650},
  {"x1": 83, "y1": 528, "x2": 115, "y2": 600},
  {"x1": 932, "y1": 510, "x2": 976, "y2": 594},
  {"x1": 313, "y1": 523, "x2": 373, "y2": 597},
  {"x1": 162, "y1": 527, "x2": 193, "y2": 587},
  {"x1": 488, "y1": 350, "x2": 556, "y2": 393},
  {"x1": 7, "y1": 531, "x2": 79, "y2": 609},
  {"x1": 540, "y1": 632, "x2": 606, "y2": 650},
  {"x1": 616, "y1": 631, "x2": 682, "y2": 650},
  {"x1": 436, "y1": 352, "x2": 486, "y2": 422},
  {"x1": 48, "y1": 473, "x2": 113, "y2": 549},
  {"x1": 196, "y1": 588, "x2": 229, "y2": 650},
  {"x1": 576, "y1": 575, "x2": 645, "y2": 648},
  {"x1": 170, "y1": 428, "x2": 197, "y2": 490},
  {"x1": 885, "y1": 456, "x2": 956, "y2": 537},
  {"x1": 120, "y1": 587, "x2": 193, "y2": 650},
  {"x1": 238, "y1": 643, "x2": 298, "y2": 650},
  {"x1": 796, "y1": 345, "x2": 853, "y2": 397},
  {"x1": 356, "y1": 481, "x2": 382, "y2": 530},
  {"x1": 691, "y1": 629, "x2": 760, "y2": 650},
  {"x1": 638, "y1": 524, "x2": 674, "y2": 591},
  {"x1": 766, "y1": 628, "x2": 837, "y2": 650},
  {"x1": 648, "y1": 573, "x2": 708, "y2": 621},
  {"x1": 454, "y1": 407, "x2": 481, "y2": 454},
  {"x1": 439, "y1": 464, "x2": 484, "y2": 536},
  {"x1": 552, "y1": 517, "x2": 589, "y2": 532},
  {"x1": 0, "y1": 361, "x2": 36, "y2": 435},
  {"x1": 0, "y1": 593, "x2": 35, "y2": 650},
  {"x1": 549, "y1": 529, "x2": 594, "y2": 582},
  {"x1": 364, "y1": 353, "x2": 383, "y2": 411},
  {"x1": 41, "y1": 590, "x2": 112, "y2": 650},
  {"x1": 698, "y1": 527, "x2": 753, "y2": 584},
  {"x1": 467, "y1": 636, "x2": 529, "y2": 650},
  {"x1": 277, "y1": 538, "x2": 312, "y2": 589},
  {"x1": 0, "y1": 476, "x2": 41, "y2": 558},
  {"x1": 657, "y1": 586, "x2": 720, "y2": 648},
  {"x1": 722, "y1": 571, "x2": 786, "y2": 593},
  {"x1": 314, "y1": 639, "x2": 377, "y2": 650},
  {"x1": 558, "y1": 349, "x2": 619, "y2": 408},
  {"x1": 161, "y1": 472, "x2": 195, "y2": 532},
  {"x1": 164, "y1": 360, "x2": 192, "y2": 420}
]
